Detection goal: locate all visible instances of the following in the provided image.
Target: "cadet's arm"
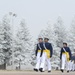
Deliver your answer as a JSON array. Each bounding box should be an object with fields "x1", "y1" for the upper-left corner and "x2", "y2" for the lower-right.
[
  {"x1": 35, "y1": 44, "x2": 38, "y2": 56},
  {"x1": 68, "y1": 48, "x2": 72, "y2": 60},
  {"x1": 49, "y1": 43, "x2": 53, "y2": 57},
  {"x1": 60, "y1": 48, "x2": 63, "y2": 59}
]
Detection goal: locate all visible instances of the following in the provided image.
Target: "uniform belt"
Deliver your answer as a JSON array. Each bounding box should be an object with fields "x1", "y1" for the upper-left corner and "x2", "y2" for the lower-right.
[
  {"x1": 38, "y1": 50, "x2": 41, "y2": 52},
  {"x1": 38, "y1": 50, "x2": 43, "y2": 57},
  {"x1": 62, "y1": 52, "x2": 66, "y2": 54},
  {"x1": 62, "y1": 52, "x2": 70, "y2": 61},
  {"x1": 43, "y1": 49, "x2": 50, "y2": 58}
]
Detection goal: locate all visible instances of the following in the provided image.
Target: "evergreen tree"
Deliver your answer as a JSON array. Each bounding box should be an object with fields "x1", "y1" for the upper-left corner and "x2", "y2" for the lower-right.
[
  {"x1": 67, "y1": 16, "x2": 75, "y2": 52},
  {"x1": 54, "y1": 16, "x2": 66, "y2": 48},
  {"x1": 15, "y1": 19, "x2": 33, "y2": 69},
  {"x1": 0, "y1": 15, "x2": 12, "y2": 67}
]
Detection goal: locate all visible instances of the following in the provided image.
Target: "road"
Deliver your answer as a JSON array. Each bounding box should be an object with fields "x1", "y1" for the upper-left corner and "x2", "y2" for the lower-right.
[{"x1": 0, "y1": 70, "x2": 75, "y2": 75}]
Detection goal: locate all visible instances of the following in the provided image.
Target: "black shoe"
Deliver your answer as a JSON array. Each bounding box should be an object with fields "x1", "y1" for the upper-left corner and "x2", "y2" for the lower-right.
[
  {"x1": 48, "y1": 70, "x2": 51, "y2": 73},
  {"x1": 34, "y1": 68, "x2": 38, "y2": 72},
  {"x1": 61, "y1": 69, "x2": 64, "y2": 73},
  {"x1": 67, "y1": 70, "x2": 69, "y2": 73},
  {"x1": 39, "y1": 68, "x2": 43, "y2": 72}
]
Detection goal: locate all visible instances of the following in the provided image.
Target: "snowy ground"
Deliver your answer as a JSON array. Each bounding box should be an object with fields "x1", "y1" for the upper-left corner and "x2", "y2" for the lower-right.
[{"x1": 0, "y1": 70, "x2": 75, "y2": 75}]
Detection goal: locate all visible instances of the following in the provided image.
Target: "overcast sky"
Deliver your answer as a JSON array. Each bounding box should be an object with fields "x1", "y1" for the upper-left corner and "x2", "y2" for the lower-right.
[{"x1": 0, "y1": 0, "x2": 75, "y2": 40}]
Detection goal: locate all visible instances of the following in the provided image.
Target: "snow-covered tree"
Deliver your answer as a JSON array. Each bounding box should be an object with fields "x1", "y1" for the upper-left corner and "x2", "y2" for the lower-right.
[
  {"x1": 38, "y1": 29, "x2": 46, "y2": 38},
  {"x1": 0, "y1": 15, "x2": 12, "y2": 67},
  {"x1": 0, "y1": 21, "x2": 5, "y2": 65},
  {"x1": 39, "y1": 22, "x2": 55, "y2": 45},
  {"x1": 67, "y1": 16, "x2": 75, "y2": 52},
  {"x1": 15, "y1": 19, "x2": 33, "y2": 69},
  {"x1": 54, "y1": 16, "x2": 67, "y2": 48}
]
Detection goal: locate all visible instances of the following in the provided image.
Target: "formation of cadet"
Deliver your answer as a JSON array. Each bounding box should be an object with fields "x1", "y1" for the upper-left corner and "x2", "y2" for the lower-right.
[
  {"x1": 34, "y1": 37, "x2": 75, "y2": 73},
  {"x1": 34, "y1": 38, "x2": 53, "y2": 72}
]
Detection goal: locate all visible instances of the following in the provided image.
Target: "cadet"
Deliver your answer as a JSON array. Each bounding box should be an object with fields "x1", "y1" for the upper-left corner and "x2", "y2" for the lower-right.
[
  {"x1": 60, "y1": 43, "x2": 72, "y2": 73},
  {"x1": 69, "y1": 60, "x2": 73, "y2": 71},
  {"x1": 34, "y1": 38, "x2": 44, "y2": 72},
  {"x1": 39, "y1": 38, "x2": 53, "y2": 72}
]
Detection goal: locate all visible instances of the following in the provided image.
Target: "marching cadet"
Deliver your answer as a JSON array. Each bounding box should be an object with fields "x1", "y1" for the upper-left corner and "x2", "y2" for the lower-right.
[
  {"x1": 74, "y1": 60, "x2": 75, "y2": 71},
  {"x1": 71, "y1": 56, "x2": 75, "y2": 71},
  {"x1": 34, "y1": 38, "x2": 44, "y2": 72},
  {"x1": 72, "y1": 60, "x2": 75, "y2": 71},
  {"x1": 60, "y1": 43, "x2": 72, "y2": 73},
  {"x1": 69, "y1": 60, "x2": 73, "y2": 71},
  {"x1": 39, "y1": 38, "x2": 53, "y2": 72}
]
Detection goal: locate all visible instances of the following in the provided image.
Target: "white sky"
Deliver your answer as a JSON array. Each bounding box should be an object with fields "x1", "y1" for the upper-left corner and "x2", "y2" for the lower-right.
[{"x1": 0, "y1": 0, "x2": 75, "y2": 40}]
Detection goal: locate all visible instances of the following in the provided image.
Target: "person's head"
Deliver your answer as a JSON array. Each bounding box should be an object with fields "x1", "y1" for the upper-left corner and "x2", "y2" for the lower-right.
[
  {"x1": 44, "y1": 38, "x2": 49, "y2": 42},
  {"x1": 63, "y1": 43, "x2": 67, "y2": 47},
  {"x1": 38, "y1": 38, "x2": 43, "y2": 43}
]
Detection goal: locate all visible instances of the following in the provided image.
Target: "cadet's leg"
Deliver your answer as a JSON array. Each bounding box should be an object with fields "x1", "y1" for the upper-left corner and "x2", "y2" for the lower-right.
[
  {"x1": 73, "y1": 63, "x2": 75, "y2": 71},
  {"x1": 35, "y1": 52, "x2": 41, "y2": 70},
  {"x1": 71, "y1": 62, "x2": 73, "y2": 71},
  {"x1": 66, "y1": 61, "x2": 70, "y2": 72},
  {"x1": 39, "y1": 52, "x2": 46, "y2": 72},
  {"x1": 69, "y1": 61, "x2": 72, "y2": 71},
  {"x1": 72, "y1": 62, "x2": 73, "y2": 71},
  {"x1": 74, "y1": 64, "x2": 75, "y2": 71},
  {"x1": 61, "y1": 54, "x2": 66, "y2": 70},
  {"x1": 47, "y1": 58, "x2": 51, "y2": 72},
  {"x1": 69, "y1": 61, "x2": 71, "y2": 71}
]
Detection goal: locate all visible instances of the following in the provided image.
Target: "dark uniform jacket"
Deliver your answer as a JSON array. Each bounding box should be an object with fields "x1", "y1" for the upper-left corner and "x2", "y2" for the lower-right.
[
  {"x1": 43, "y1": 42, "x2": 53, "y2": 58},
  {"x1": 35, "y1": 42, "x2": 44, "y2": 57},
  {"x1": 60, "y1": 47, "x2": 72, "y2": 60}
]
